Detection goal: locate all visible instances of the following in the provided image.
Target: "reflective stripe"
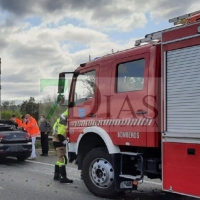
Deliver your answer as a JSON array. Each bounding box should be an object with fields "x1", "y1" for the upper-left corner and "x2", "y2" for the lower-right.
[
  {"x1": 56, "y1": 161, "x2": 60, "y2": 165},
  {"x1": 56, "y1": 157, "x2": 66, "y2": 167},
  {"x1": 70, "y1": 118, "x2": 153, "y2": 127},
  {"x1": 55, "y1": 119, "x2": 66, "y2": 134},
  {"x1": 55, "y1": 121, "x2": 59, "y2": 133}
]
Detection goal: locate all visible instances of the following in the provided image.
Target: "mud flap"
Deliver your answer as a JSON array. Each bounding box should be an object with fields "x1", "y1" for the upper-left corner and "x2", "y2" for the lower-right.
[{"x1": 112, "y1": 154, "x2": 137, "y2": 192}]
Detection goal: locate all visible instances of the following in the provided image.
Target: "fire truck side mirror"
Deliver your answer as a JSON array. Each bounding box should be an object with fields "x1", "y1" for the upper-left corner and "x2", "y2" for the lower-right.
[
  {"x1": 68, "y1": 101, "x2": 75, "y2": 108},
  {"x1": 58, "y1": 73, "x2": 65, "y2": 94}
]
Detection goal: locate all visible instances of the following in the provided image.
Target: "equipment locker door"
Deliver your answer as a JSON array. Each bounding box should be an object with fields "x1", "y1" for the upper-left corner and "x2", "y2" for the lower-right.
[
  {"x1": 110, "y1": 53, "x2": 150, "y2": 147},
  {"x1": 162, "y1": 22, "x2": 200, "y2": 198}
]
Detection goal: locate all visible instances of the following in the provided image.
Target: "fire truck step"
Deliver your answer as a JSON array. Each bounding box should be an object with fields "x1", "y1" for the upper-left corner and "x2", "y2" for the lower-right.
[
  {"x1": 120, "y1": 152, "x2": 142, "y2": 156},
  {"x1": 119, "y1": 174, "x2": 141, "y2": 180},
  {"x1": 119, "y1": 152, "x2": 144, "y2": 181}
]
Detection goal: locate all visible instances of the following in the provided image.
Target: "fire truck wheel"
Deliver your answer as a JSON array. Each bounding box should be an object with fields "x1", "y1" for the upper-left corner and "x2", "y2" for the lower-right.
[{"x1": 82, "y1": 147, "x2": 120, "y2": 198}]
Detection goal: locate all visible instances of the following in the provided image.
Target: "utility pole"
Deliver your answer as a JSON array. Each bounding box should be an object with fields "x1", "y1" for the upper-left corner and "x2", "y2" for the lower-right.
[
  {"x1": 0, "y1": 58, "x2": 1, "y2": 119},
  {"x1": 89, "y1": 42, "x2": 91, "y2": 61}
]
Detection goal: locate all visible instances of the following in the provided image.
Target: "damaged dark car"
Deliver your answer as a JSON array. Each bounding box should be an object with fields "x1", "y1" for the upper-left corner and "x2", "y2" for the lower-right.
[{"x1": 0, "y1": 120, "x2": 32, "y2": 161}]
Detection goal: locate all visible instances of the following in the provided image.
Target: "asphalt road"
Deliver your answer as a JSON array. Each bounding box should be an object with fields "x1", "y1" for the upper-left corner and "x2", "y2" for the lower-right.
[{"x1": 0, "y1": 152, "x2": 198, "y2": 200}]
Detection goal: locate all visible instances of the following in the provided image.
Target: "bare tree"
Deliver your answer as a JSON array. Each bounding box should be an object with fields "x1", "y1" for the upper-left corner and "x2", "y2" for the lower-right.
[
  {"x1": 2, "y1": 101, "x2": 9, "y2": 110},
  {"x1": 39, "y1": 93, "x2": 68, "y2": 128},
  {"x1": 124, "y1": 77, "x2": 144, "y2": 91},
  {"x1": 2, "y1": 100, "x2": 19, "y2": 111},
  {"x1": 81, "y1": 74, "x2": 95, "y2": 97}
]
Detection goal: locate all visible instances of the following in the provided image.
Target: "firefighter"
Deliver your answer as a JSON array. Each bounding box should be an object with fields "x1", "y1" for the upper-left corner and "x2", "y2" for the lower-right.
[
  {"x1": 52, "y1": 109, "x2": 73, "y2": 183},
  {"x1": 61, "y1": 110, "x2": 83, "y2": 179}
]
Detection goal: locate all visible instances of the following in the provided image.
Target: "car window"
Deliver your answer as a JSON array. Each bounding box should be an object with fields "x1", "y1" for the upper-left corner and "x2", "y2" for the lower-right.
[{"x1": 117, "y1": 59, "x2": 145, "y2": 93}]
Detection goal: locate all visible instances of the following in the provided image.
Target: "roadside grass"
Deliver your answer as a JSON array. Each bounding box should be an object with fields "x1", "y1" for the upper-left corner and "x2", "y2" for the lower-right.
[{"x1": 35, "y1": 140, "x2": 54, "y2": 150}]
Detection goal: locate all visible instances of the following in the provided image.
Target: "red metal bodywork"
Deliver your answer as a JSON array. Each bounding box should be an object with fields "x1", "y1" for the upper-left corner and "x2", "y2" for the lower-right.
[
  {"x1": 162, "y1": 22, "x2": 200, "y2": 197},
  {"x1": 163, "y1": 142, "x2": 200, "y2": 197},
  {"x1": 66, "y1": 15, "x2": 200, "y2": 198},
  {"x1": 68, "y1": 44, "x2": 160, "y2": 148}
]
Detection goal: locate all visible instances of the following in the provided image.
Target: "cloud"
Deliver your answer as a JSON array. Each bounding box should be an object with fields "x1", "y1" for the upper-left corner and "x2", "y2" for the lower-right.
[
  {"x1": 0, "y1": 0, "x2": 147, "y2": 31},
  {"x1": 0, "y1": 0, "x2": 199, "y2": 31},
  {"x1": 149, "y1": 1, "x2": 200, "y2": 20},
  {"x1": 0, "y1": 0, "x2": 34, "y2": 17},
  {"x1": 0, "y1": 18, "x2": 138, "y2": 102},
  {"x1": 2, "y1": 82, "x2": 40, "y2": 100},
  {"x1": 0, "y1": 0, "x2": 200, "y2": 103}
]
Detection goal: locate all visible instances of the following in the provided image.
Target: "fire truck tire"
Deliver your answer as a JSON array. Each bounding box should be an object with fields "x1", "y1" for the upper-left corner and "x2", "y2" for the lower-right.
[{"x1": 82, "y1": 147, "x2": 120, "y2": 198}]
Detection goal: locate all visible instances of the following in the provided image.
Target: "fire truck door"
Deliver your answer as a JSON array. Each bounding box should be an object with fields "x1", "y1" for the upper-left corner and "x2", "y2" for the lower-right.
[
  {"x1": 110, "y1": 53, "x2": 150, "y2": 147},
  {"x1": 69, "y1": 65, "x2": 99, "y2": 142}
]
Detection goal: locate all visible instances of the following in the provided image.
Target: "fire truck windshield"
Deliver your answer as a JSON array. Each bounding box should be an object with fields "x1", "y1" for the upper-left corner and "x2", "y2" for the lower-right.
[{"x1": 74, "y1": 70, "x2": 96, "y2": 105}]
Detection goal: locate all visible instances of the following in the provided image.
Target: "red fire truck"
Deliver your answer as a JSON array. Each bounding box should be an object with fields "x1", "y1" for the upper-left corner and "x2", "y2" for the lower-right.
[{"x1": 57, "y1": 10, "x2": 200, "y2": 198}]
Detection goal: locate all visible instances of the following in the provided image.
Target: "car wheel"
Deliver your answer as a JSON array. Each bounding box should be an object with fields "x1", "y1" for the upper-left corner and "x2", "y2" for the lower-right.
[
  {"x1": 16, "y1": 155, "x2": 28, "y2": 162},
  {"x1": 82, "y1": 147, "x2": 119, "y2": 198}
]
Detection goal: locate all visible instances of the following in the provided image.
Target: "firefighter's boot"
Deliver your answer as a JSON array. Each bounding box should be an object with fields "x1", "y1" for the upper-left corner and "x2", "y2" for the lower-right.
[
  {"x1": 59, "y1": 166, "x2": 73, "y2": 183},
  {"x1": 54, "y1": 165, "x2": 60, "y2": 181}
]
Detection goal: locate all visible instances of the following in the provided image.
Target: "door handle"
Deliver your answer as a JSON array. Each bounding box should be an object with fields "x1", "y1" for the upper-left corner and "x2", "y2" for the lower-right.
[
  {"x1": 136, "y1": 110, "x2": 147, "y2": 115},
  {"x1": 88, "y1": 113, "x2": 96, "y2": 117}
]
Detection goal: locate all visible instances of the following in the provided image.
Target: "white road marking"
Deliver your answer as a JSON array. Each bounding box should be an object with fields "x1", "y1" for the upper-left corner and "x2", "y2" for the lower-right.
[
  {"x1": 26, "y1": 160, "x2": 162, "y2": 186},
  {"x1": 26, "y1": 160, "x2": 78, "y2": 171},
  {"x1": 26, "y1": 160, "x2": 54, "y2": 167},
  {"x1": 0, "y1": 186, "x2": 4, "y2": 189},
  {"x1": 143, "y1": 180, "x2": 162, "y2": 186},
  {"x1": 29, "y1": 169, "x2": 81, "y2": 180}
]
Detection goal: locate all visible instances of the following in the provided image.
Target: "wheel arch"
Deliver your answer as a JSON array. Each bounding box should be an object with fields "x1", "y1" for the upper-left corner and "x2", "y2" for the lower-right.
[{"x1": 76, "y1": 126, "x2": 120, "y2": 169}]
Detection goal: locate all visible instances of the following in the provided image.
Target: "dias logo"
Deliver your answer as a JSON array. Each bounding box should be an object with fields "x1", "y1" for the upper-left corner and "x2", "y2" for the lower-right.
[{"x1": 40, "y1": 79, "x2": 69, "y2": 119}]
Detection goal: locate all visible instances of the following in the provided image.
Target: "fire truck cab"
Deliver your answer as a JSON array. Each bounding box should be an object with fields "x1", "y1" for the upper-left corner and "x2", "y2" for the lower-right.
[{"x1": 57, "y1": 10, "x2": 200, "y2": 199}]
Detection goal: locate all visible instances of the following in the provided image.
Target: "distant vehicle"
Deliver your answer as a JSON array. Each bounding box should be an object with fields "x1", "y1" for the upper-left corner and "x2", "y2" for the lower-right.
[{"x1": 0, "y1": 120, "x2": 32, "y2": 161}]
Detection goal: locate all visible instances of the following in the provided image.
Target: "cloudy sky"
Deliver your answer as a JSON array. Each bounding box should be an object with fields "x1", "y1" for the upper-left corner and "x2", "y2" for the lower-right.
[{"x1": 0, "y1": 0, "x2": 199, "y2": 104}]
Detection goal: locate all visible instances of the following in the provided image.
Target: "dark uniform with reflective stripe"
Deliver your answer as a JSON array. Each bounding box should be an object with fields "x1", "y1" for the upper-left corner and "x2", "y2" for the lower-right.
[{"x1": 52, "y1": 113, "x2": 73, "y2": 184}]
